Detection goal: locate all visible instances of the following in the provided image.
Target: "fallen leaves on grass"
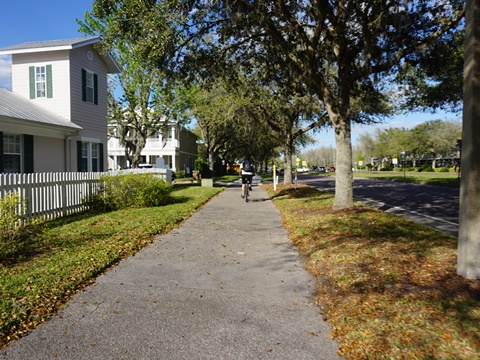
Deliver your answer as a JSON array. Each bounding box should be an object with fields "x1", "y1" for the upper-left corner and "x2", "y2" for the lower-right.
[
  {"x1": 264, "y1": 184, "x2": 480, "y2": 359},
  {"x1": 0, "y1": 185, "x2": 223, "y2": 349}
]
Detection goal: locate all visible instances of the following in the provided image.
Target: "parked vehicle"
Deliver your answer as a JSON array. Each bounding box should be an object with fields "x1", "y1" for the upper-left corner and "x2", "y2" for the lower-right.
[
  {"x1": 327, "y1": 167, "x2": 336, "y2": 172},
  {"x1": 138, "y1": 163, "x2": 153, "y2": 168},
  {"x1": 318, "y1": 166, "x2": 326, "y2": 172}
]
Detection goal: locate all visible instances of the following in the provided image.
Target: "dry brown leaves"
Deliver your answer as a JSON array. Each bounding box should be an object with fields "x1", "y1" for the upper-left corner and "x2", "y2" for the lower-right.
[{"x1": 264, "y1": 184, "x2": 480, "y2": 359}]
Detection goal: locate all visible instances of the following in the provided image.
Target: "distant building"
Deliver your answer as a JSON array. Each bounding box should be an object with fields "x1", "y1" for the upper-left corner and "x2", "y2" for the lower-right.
[
  {"x1": 0, "y1": 37, "x2": 120, "y2": 173},
  {"x1": 107, "y1": 123, "x2": 198, "y2": 175}
]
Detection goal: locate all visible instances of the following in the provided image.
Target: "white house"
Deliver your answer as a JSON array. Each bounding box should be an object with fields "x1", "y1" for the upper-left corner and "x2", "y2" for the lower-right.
[
  {"x1": 108, "y1": 123, "x2": 199, "y2": 175},
  {"x1": 0, "y1": 37, "x2": 120, "y2": 173}
]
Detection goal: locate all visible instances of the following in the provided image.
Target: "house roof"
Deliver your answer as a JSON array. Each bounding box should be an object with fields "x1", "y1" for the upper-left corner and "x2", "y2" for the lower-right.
[
  {"x1": 0, "y1": 88, "x2": 82, "y2": 135},
  {"x1": 0, "y1": 36, "x2": 121, "y2": 73}
]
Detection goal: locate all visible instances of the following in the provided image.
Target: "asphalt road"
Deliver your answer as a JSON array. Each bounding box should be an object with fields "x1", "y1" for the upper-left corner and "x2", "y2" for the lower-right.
[{"x1": 298, "y1": 174, "x2": 459, "y2": 237}]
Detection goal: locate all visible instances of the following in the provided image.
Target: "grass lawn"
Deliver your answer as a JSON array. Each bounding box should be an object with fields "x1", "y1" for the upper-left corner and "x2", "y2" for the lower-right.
[
  {"x1": 2, "y1": 176, "x2": 479, "y2": 358},
  {"x1": 264, "y1": 170, "x2": 461, "y2": 188},
  {"x1": 353, "y1": 170, "x2": 461, "y2": 187},
  {"x1": 173, "y1": 174, "x2": 240, "y2": 184},
  {"x1": 264, "y1": 184, "x2": 479, "y2": 359},
  {"x1": 0, "y1": 184, "x2": 223, "y2": 348},
  {"x1": 215, "y1": 174, "x2": 241, "y2": 183}
]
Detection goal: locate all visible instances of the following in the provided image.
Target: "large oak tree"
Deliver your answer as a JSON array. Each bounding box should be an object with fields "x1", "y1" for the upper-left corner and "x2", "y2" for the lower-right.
[
  {"x1": 203, "y1": 0, "x2": 464, "y2": 209},
  {"x1": 80, "y1": 4, "x2": 192, "y2": 168},
  {"x1": 91, "y1": 0, "x2": 464, "y2": 208}
]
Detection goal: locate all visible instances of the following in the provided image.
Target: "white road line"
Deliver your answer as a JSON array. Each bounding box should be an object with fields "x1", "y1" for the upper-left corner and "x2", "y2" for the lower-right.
[{"x1": 355, "y1": 196, "x2": 459, "y2": 226}]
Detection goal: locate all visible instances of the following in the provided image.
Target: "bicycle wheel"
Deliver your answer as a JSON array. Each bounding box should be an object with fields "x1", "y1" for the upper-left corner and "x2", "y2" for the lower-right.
[{"x1": 245, "y1": 184, "x2": 249, "y2": 202}]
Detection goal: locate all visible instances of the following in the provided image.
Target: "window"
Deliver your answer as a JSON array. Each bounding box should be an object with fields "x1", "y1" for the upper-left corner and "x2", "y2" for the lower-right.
[
  {"x1": 79, "y1": 142, "x2": 88, "y2": 172},
  {"x1": 29, "y1": 65, "x2": 52, "y2": 99},
  {"x1": 82, "y1": 69, "x2": 98, "y2": 105},
  {"x1": 78, "y1": 141, "x2": 102, "y2": 172},
  {"x1": 91, "y1": 143, "x2": 99, "y2": 172},
  {"x1": 36, "y1": 66, "x2": 46, "y2": 98},
  {"x1": 86, "y1": 71, "x2": 94, "y2": 103},
  {"x1": 3, "y1": 133, "x2": 21, "y2": 173}
]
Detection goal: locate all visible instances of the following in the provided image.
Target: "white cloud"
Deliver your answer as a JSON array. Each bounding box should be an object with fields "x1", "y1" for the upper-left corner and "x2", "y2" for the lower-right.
[{"x1": 0, "y1": 55, "x2": 12, "y2": 90}]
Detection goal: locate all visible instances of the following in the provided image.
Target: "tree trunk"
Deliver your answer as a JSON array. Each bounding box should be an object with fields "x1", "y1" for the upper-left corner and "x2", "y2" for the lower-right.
[
  {"x1": 208, "y1": 150, "x2": 215, "y2": 178},
  {"x1": 131, "y1": 148, "x2": 143, "y2": 168},
  {"x1": 283, "y1": 132, "x2": 294, "y2": 185},
  {"x1": 130, "y1": 137, "x2": 146, "y2": 168},
  {"x1": 458, "y1": 0, "x2": 480, "y2": 279},
  {"x1": 123, "y1": 133, "x2": 147, "y2": 169},
  {"x1": 332, "y1": 117, "x2": 354, "y2": 210}
]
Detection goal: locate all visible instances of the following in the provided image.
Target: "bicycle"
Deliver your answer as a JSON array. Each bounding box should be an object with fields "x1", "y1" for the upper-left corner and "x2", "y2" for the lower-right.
[{"x1": 244, "y1": 178, "x2": 250, "y2": 202}]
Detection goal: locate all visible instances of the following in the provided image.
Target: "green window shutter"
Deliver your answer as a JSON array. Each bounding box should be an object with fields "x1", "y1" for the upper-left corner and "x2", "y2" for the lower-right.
[
  {"x1": 0, "y1": 132, "x2": 4, "y2": 173},
  {"x1": 23, "y1": 135, "x2": 34, "y2": 173},
  {"x1": 94, "y1": 74, "x2": 98, "y2": 105},
  {"x1": 99, "y1": 143, "x2": 104, "y2": 171},
  {"x1": 46, "y1": 65, "x2": 53, "y2": 98},
  {"x1": 77, "y1": 141, "x2": 83, "y2": 171},
  {"x1": 81, "y1": 69, "x2": 87, "y2": 102},
  {"x1": 29, "y1": 66, "x2": 35, "y2": 99}
]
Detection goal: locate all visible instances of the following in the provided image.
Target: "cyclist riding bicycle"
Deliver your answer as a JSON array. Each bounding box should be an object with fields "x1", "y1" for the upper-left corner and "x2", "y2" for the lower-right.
[{"x1": 240, "y1": 156, "x2": 255, "y2": 199}]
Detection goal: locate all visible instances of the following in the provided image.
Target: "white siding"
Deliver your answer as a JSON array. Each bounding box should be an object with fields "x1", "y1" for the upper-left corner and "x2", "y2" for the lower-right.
[{"x1": 11, "y1": 51, "x2": 72, "y2": 120}]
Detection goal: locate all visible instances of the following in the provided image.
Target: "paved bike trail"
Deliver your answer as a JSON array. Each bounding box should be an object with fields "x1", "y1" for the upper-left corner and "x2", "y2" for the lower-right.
[{"x1": 1, "y1": 179, "x2": 341, "y2": 360}]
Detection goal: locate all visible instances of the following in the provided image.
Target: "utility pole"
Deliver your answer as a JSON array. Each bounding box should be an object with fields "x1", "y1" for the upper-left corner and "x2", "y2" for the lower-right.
[{"x1": 457, "y1": 0, "x2": 480, "y2": 279}]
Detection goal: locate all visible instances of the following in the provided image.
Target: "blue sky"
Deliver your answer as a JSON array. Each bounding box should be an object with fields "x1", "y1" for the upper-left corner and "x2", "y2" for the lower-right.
[
  {"x1": 0, "y1": 0, "x2": 94, "y2": 89},
  {"x1": 0, "y1": 0, "x2": 460, "y2": 148},
  {"x1": 310, "y1": 109, "x2": 461, "y2": 150}
]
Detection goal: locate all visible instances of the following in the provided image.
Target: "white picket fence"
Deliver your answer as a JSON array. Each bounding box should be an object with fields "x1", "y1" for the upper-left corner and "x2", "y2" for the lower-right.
[{"x1": 0, "y1": 168, "x2": 172, "y2": 224}]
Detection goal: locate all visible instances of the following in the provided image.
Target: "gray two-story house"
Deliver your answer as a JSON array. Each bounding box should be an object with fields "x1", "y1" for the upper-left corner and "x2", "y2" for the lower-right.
[{"x1": 0, "y1": 37, "x2": 120, "y2": 173}]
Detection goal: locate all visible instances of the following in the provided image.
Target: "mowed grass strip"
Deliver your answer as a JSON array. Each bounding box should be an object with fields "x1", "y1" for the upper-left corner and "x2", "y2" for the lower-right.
[
  {"x1": 353, "y1": 171, "x2": 460, "y2": 187},
  {"x1": 0, "y1": 184, "x2": 223, "y2": 348},
  {"x1": 264, "y1": 184, "x2": 480, "y2": 360}
]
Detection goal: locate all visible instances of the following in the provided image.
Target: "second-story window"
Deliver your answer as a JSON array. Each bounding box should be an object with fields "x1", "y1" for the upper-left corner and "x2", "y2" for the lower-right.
[
  {"x1": 35, "y1": 66, "x2": 46, "y2": 98},
  {"x1": 82, "y1": 69, "x2": 98, "y2": 105},
  {"x1": 29, "y1": 65, "x2": 52, "y2": 99},
  {"x1": 86, "y1": 71, "x2": 94, "y2": 103}
]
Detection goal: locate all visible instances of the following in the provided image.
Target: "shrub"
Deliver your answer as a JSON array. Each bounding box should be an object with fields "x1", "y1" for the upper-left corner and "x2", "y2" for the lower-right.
[
  {"x1": 0, "y1": 192, "x2": 27, "y2": 258},
  {"x1": 414, "y1": 165, "x2": 435, "y2": 172},
  {"x1": 175, "y1": 170, "x2": 185, "y2": 179},
  {"x1": 436, "y1": 167, "x2": 450, "y2": 172},
  {"x1": 92, "y1": 173, "x2": 173, "y2": 211},
  {"x1": 195, "y1": 158, "x2": 210, "y2": 178}
]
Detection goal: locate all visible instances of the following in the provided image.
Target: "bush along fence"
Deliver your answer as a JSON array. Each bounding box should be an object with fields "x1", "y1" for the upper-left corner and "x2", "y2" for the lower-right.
[{"x1": 0, "y1": 168, "x2": 173, "y2": 225}]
